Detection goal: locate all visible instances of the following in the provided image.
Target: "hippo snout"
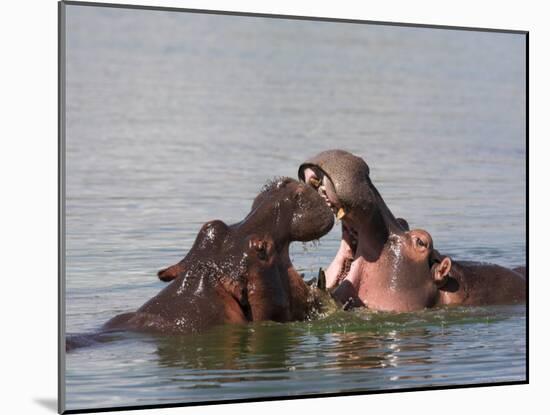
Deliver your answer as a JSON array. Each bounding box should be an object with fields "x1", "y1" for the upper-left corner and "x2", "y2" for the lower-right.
[{"x1": 289, "y1": 182, "x2": 335, "y2": 241}]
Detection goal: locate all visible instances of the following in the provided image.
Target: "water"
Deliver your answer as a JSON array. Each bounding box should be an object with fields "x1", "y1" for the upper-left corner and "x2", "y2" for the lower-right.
[{"x1": 63, "y1": 4, "x2": 526, "y2": 411}]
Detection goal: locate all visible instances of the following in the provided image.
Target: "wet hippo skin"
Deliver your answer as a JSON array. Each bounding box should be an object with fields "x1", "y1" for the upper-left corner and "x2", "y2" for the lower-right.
[
  {"x1": 299, "y1": 149, "x2": 525, "y2": 312},
  {"x1": 67, "y1": 178, "x2": 334, "y2": 350},
  {"x1": 437, "y1": 261, "x2": 526, "y2": 306}
]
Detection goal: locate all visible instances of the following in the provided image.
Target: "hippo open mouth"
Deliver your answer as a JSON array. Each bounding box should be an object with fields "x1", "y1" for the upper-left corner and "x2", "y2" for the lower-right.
[
  {"x1": 298, "y1": 150, "x2": 526, "y2": 312},
  {"x1": 306, "y1": 178, "x2": 361, "y2": 286},
  {"x1": 298, "y1": 150, "x2": 463, "y2": 312},
  {"x1": 298, "y1": 150, "x2": 408, "y2": 294},
  {"x1": 299, "y1": 166, "x2": 362, "y2": 282},
  {"x1": 335, "y1": 224, "x2": 358, "y2": 281},
  {"x1": 300, "y1": 165, "x2": 346, "y2": 220}
]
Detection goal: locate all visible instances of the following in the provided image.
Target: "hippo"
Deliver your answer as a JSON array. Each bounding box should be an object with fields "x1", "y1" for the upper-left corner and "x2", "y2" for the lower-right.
[
  {"x1": 436, "y1": 260, "x2": 526, "y2": 306},
  {"x1": 298, "y1": 149, "x2": 525, "y2": 312},
  {"x1": 67, "y1": 178, "x2": 334, "y2": 351}
]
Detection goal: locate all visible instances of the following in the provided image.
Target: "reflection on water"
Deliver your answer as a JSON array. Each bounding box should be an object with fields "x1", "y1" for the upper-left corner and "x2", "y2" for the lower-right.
[
  {"x1": 66, "y1": 306, "x2": 526, "y2": 409},
  {"x1": 64, "y1": 4, "x2": 526, "y2": 411}
]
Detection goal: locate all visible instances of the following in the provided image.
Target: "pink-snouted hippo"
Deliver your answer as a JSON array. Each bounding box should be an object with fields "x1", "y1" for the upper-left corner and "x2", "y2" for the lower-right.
[
  {"x1": 100, "y1": 178, "x2": 335, "y2": 336},
  {"x1": 298, "y1": 149, "x2": 525, "y2": 312}
]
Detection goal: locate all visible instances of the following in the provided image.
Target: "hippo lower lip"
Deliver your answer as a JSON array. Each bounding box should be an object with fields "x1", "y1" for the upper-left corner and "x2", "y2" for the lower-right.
[
  {"x1": 316, "y1": 185, "x2": 342, "y2": 218},
  {"x1": 324, "y1": 223, "x2": 359, "y2": 287}
]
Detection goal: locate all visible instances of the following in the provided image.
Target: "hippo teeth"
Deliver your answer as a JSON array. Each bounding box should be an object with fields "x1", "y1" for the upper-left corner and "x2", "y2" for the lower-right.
[
  {"x1": 336, "y1": 207, "x2": 346, "y2": 220},
  {"x1": 309, "y1": 177, "x2": 321, "y2": 188}
]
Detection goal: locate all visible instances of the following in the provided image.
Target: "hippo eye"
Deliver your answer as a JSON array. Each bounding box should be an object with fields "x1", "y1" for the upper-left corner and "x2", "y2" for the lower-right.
[{"x1": 415, "y1": 237, "x2": 427, "y2": 248}]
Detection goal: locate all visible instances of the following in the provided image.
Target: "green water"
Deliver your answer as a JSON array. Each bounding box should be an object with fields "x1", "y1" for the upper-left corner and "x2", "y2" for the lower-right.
[{"x1": 66, "y1": 306, "x2": 526, "y2": 410}]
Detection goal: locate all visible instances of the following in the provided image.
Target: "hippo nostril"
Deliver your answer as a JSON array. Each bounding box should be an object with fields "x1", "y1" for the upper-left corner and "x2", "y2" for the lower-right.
[
  {"x1": 388, "y1": 234, "x2": 400, "y2": 244},
  {"x1": 158, "y1": 268, "x2": 176, "y2": 282}
]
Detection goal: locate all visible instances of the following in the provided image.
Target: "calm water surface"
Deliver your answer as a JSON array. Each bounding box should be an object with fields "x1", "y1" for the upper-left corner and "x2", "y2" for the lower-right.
[{"x1": 64, "y1": 5, "x2": 526, "y2": 411}]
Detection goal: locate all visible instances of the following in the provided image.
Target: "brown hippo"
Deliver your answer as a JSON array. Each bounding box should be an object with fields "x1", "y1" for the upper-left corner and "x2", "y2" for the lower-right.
[
  {"x1": 100, "y1": 177, "x2": 335, "y2": 336},
  {"x1": 298, "y1": 149, "x2": 525, "y2": 312},
  {"x1": 437, "y1": 260, "x2": 526, "y2": 306}
]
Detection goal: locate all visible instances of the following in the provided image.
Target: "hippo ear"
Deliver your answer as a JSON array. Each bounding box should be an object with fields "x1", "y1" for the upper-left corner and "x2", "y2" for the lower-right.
[
  {"x1": 157, "y1": 263, "x2": 183, "y2": 282},
  {"x1": 432, "y1": 257, "x2": 452, "y2": 287},
  {"x1": 396, "y1": 217, "x2": 410, "y2": 231}
]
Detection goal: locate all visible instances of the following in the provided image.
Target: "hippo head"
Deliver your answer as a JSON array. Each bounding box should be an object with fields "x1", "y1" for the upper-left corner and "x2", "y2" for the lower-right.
[
  {"x1": 359, "y1": 229, "x2": 453, "y2": 311},
  {"x1": 298, "y1": 150, "x2": 406, "y2": 264},
  {"x1": 156, "y1": 177, "x2": 334, "y2": 324},
  {"x1": 298, "y1": 150, "x2": 452, "y2": 311},
  {"x1": 333, "y1": 225, "x2": 452, "y2": 312},
  {"x1": 159, "y1": 177, "x2": 334, "y2": 280},
  {"x1": 240, "y1": 178, "x2": 336, "y2": 320},
  {"x1": 298, "y1": 149, "x2": 403, "y2": 236},
  {"x1": 333, "y1": 224, "x2": 452, "y2": 312},
  {"x1": 250, "y1": 177, "x2": 336, "y2": 243}
]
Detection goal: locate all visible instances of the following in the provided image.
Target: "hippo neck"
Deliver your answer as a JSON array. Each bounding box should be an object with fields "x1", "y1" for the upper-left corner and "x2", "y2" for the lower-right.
[
  {"x1": 352, "y1": 204, "x2": 402, "y2": 262},
  {"x1": 351, "y1": 183, "x2": 404, "y2": 261},
  {"x1": 369, "y1": 182, "x2": 404, "y2": 235}
]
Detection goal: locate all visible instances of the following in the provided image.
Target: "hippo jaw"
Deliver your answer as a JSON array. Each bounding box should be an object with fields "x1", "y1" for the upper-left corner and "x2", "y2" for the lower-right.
[
  {"x1": 299, "y1": 150, "x2": 406, "y2": 288},
  {"x1": 239, "y1": 241, "x2": 327, "y2": 322},
  {"x1": 233, "y1": 178, "x2": 335, "y2": 320}
]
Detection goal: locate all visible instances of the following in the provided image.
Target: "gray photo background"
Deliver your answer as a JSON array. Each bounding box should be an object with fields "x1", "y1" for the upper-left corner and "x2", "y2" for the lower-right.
[{"x1": 64, "y1": 4, "x2": 526, "y2": 411}]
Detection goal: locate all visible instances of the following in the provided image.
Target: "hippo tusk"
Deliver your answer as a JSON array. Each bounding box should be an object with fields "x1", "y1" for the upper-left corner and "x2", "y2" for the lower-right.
[
  {"x1": 309, "y1": 177, "x2": 321, "y2": 188},
  {"x1": 336, "y1": 207, "x2": 346, "y2": 220},
  {"x1": 317, "y1": 268, "x2": 326, "y2": 291}
]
